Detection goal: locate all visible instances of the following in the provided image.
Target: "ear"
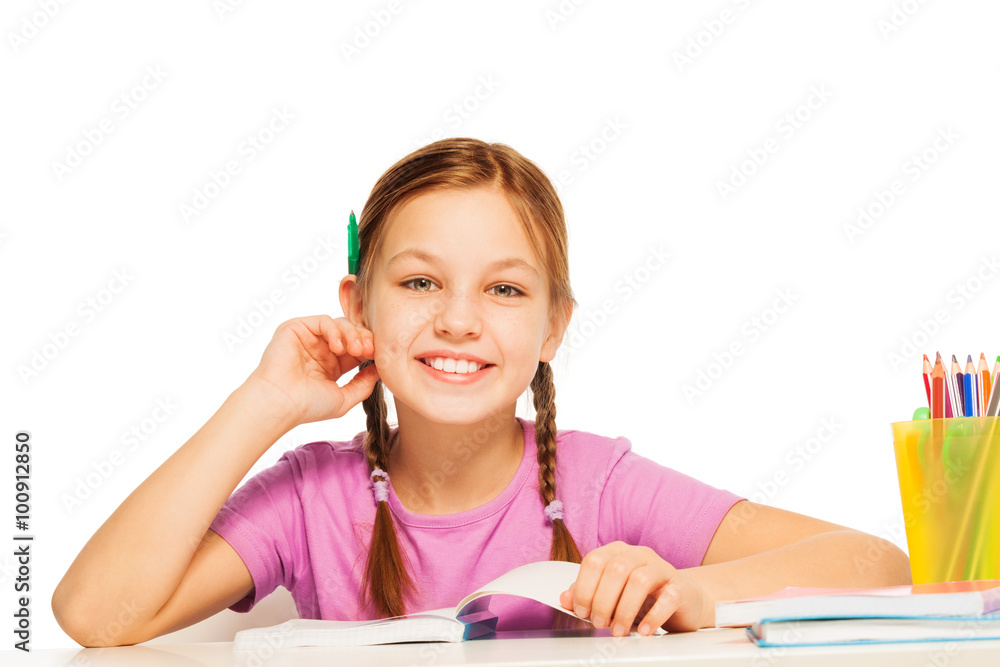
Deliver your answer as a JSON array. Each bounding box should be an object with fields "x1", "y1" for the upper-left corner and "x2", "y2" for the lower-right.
[
  {"x1": 539, "y1": 300, "x2": 574, "y2": 364},
  {"x1": 339, "y1": 275, "x2": 366, "y2": 327}
]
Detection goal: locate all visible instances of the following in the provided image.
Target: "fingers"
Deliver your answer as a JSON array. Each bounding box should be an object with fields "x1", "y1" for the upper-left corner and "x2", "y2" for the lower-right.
[
  {"x1": 559, "y1": 585, "x2": 575, "y2": 612},
  {"x1": 321, "y1": 315, "x2": 374, "y2": 358},
  {"x1": 295, "y1": 315, "x2": 375, "y2": 363},
  {"x1": 609, "y1": 564, "x2": 672, "y2": 636},
  {"x1": 572, "y1": 542, "x2": 627, "y2": 624},
  {"x1": 334, "y1": 361, "x2": 381, "y2": 415},
  {"x1": 573, "y1": 544, "x2": 675, "y2": 636},
  {"x1": 592, "y1": 549, "x2": 665, "y2": 632},
  {"x1": 635, "y1": 584, "x2": 683, "y2": 636}
]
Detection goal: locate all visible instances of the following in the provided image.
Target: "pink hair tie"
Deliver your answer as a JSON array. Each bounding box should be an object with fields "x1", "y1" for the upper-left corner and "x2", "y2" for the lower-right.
[
  {"x1": 370, "y1": 468, "x2": 390, "y2": 504},
  {"x1": 544, "y1": 499, "x2": 564, "y2": 523}
]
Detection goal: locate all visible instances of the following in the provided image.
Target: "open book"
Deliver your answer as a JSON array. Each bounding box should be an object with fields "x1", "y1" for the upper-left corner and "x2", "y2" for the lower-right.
[
  {"x1": 716, "y1": 580, "x2": 1000, "y2": 647},
  {"x1": 234, "y1": 561, "x2": 602, "y2": 649}
]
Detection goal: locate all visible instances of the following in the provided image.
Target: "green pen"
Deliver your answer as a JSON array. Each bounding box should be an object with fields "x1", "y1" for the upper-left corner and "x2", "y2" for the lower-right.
[{"x1": 347, "y1": 210, "x2": 359, "y2": 275}]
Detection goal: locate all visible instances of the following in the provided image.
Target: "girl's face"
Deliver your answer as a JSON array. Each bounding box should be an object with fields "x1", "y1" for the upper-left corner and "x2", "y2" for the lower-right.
[{"x1": 349, "y1": 186, "x2": 569, "y2": 425}]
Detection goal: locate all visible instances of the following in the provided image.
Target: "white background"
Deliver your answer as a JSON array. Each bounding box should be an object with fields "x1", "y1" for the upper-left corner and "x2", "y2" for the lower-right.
[{"x1": 2, "y1": 0, "x2": 999, "y2": 652}]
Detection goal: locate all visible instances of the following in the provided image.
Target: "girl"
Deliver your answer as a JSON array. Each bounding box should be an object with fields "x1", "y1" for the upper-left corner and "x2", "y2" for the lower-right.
[{"x1": 52, "y1": 138, "x2": 910, "y2": 647}]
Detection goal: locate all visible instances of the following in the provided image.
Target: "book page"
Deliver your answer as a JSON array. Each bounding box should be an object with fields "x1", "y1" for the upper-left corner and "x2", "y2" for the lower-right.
[{"x1": 454, "y1": 561, "x2": 585, "y2": 620}]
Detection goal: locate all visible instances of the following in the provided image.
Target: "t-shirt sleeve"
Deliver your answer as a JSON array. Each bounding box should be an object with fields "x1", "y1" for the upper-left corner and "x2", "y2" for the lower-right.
[
  {"x1": 597, "y1": 449, "x2": 744, "y2": 569},
  {"x1": 209, "y1": 453, "x2": 304, "y2": 613}
]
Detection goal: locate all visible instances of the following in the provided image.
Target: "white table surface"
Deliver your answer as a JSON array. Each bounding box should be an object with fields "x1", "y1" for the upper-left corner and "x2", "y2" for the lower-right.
[{"x1": 11, "y1": 627, "x2": 1000, "y2": 666}]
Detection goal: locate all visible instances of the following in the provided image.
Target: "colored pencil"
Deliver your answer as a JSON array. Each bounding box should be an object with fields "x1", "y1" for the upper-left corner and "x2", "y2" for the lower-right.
[
  {"x1": 988, "y1": 364, "x2": 1000, "y2": 417},
  {"x1": 952, "y1": 354, "x2": 965, "y2": 416},
  {"x1": 993, "y1": 355, "x2": 1000, "y2": 398},
  {"x1": 981, "y1": 353, "x2": 993, "y2": 415},
  {"x1": 976, "y1": 354, "x2": 989, "y2": 417},
  {"x1": 922, "y1": 354, "x2": 932, "y2": 409},
  {"x1": 990, "y1": 355, "x2": 1000, "y2": 417},
  {"x1": 944, "y1": 362, "x2": 961, "y2": 418},
  {"x1": 965, "y1": 355, "x2": 977, "y2": 417},
  {"x1": 930, "y1": 354, "x2": 946, "y2": 419}
]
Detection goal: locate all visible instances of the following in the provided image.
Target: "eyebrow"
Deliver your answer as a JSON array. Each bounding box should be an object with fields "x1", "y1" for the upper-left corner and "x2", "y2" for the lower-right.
[{"x1": 385, "y1": 248, "x2": 540, "y2": 277}]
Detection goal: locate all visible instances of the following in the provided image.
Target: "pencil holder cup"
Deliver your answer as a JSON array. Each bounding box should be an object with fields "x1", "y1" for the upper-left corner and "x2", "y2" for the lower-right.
[{"x1": 891, "y1": 416, "x2": 1000, "y2": 584}]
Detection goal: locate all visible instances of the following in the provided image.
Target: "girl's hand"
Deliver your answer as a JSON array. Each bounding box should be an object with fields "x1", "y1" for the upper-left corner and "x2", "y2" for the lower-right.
[
  {"x1": 244, "y1": 315, "x2": 380, "y2": 426},
  {"x1": 559, "y1": 542, "x2": 709, "y2": 636}
]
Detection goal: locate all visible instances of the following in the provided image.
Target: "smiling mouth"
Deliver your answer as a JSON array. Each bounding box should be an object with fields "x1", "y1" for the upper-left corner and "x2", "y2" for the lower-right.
[{"x1": 418, "y1": 358, "x2": 495, "y2": 374}]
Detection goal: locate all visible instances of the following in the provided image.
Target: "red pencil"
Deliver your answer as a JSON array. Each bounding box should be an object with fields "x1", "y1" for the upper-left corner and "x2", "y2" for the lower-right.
[{"x1": 931, "y1": 353, "x2": 946, "y2": 419}]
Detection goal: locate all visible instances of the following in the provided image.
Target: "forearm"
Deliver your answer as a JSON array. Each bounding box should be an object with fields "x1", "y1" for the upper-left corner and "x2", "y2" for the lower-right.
[
  {"x1": 684, "y1": 529, "x2": 912, "y2": 627},
  {"x1": 52, "y1": 379, "x2": 296, "y2": 637}
]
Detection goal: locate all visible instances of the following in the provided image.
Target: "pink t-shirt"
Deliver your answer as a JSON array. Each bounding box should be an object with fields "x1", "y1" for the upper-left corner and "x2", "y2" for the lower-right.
[{"x1": 209, "y1": 416, "x2": 742, "y2": 630}]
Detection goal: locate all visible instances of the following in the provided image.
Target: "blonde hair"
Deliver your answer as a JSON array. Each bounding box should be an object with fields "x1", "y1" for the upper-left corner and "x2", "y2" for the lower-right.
[{"x1": 354, "y1": 138, "x2": 580, "y2": 618}]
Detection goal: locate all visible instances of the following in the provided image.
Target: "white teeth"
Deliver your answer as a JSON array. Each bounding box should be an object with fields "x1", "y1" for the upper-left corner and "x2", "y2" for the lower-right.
[{"x1": 424, "y1": 357, "x2": 481, "y2": 374}]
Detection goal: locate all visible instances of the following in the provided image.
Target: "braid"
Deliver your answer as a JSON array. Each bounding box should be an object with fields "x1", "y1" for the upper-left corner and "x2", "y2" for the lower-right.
[
  {"x1": 531, "y1": 361, "x2": 582, "y2": 564},
  {"x1": 359, "y1": 360, "x2": 413, "y2": 618}
]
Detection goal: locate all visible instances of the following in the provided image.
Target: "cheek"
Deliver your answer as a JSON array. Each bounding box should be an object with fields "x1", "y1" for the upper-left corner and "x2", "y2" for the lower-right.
[{"x1": 372, "y1": 314, "x2": 419, "y2": 365}]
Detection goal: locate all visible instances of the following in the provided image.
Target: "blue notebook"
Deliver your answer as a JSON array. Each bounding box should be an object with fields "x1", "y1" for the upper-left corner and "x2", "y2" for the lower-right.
[{"x1": 748, "y1": 610, "x2": 1000, "y2": 647}]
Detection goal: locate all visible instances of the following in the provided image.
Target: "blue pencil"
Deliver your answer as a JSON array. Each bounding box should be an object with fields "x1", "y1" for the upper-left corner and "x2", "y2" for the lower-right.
[{"x1": 964, "y1": 355, "x2": 977, "y2": 417}]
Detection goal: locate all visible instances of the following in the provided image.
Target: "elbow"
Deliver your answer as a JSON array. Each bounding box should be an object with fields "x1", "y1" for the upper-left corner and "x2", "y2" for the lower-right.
[
  {"x1": 852, "y1": 531, "x2": 912, "y2": 587},
  {"x1": 51, "y1": 581, "x2": 145, "y2": 648},
  {"x1": 51, "y1": 588, "x2": 96, "y2": 648},
  {"x1": 51, "y1": 583, "x2": 102, "y2": 648}
]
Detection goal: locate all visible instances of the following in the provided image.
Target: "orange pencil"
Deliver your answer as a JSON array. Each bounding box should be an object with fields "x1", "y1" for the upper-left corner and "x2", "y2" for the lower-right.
[
  {"x1": 931, "y1": 353, "x2": 946, "y2": 419},
  {"x1": 978, "y1": 353, "x2": 991, "y2": 416}
]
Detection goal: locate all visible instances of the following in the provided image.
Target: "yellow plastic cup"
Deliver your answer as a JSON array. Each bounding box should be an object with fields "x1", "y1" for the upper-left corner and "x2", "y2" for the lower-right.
[{"x1": 892, "y1": 416, "x2": 1000, "y2": 583}]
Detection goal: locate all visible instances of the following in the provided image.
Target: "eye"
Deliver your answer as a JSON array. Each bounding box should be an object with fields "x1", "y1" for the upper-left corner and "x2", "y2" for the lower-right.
[
  {"x1": 488, "y1": 284, "x2": 523, "y2": 298},
  {"x1": 402, "y1": 278, "x2": 438, "y2": 293}
]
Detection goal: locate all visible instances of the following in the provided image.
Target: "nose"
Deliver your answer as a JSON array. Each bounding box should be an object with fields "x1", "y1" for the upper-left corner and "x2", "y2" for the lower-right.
[{"x1": 434, "y1": 288, "x2": 483, "y2": 339}]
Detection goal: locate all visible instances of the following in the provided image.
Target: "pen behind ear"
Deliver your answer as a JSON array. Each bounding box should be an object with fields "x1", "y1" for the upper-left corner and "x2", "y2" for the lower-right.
[{"x1": 348, "y1": 210, "x2": 359, "y2": 275}]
